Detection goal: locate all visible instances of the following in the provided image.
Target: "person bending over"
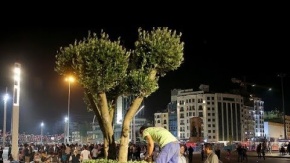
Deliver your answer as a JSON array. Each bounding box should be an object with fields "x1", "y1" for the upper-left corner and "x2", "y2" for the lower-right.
[{"x1": 139, "y1": 126, "x2": 180, "y2": 163}]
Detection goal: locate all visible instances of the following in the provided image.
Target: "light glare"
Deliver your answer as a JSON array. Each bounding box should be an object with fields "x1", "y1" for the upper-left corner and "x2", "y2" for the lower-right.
[
  {"x1": 14, "y1": 67, "x2": 20, "y2": 75},
  {"x1": 14, "y1": 75, "x2": 20, "y2": 82},
  {"x1": 65, "y1": 76, "x2": 75, "y2": 83},
  {"x1": 3, "y1": 94, "x2": 9, "y2": 102}
]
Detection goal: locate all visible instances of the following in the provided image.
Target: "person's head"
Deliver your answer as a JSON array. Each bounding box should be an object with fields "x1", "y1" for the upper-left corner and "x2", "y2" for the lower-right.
[
  {"x1": 204, "y1": 143, "x2": 213, "y2": 154},
  {"x1": 180, "y1": 144, "x2": 187, "y2": 155},
  {"x1": 139, "y1": 125, "x2": 149, "y2": 135}
]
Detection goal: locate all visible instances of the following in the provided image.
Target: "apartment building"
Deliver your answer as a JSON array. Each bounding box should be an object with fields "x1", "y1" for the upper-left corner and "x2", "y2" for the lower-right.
[
  {"x1": 154, "y1": 112, "x2": 169, "y2": 129},
  {"x1": 286, "y1": 115, "x2": 290, "y2": 139},
  {"x1": 155, "y1": 87, "x2": 267, "y2": 143}
]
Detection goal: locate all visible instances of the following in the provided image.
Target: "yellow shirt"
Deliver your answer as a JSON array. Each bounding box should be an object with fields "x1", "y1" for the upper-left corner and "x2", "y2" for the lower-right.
[{"x1": 142, "y1": 127, "x2": 177, "y2": 148}]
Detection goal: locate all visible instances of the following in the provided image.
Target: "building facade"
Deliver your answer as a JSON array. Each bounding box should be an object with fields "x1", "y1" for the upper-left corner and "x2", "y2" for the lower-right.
[
  {"x1": 264, "y1": 122, "x2": 284, "y2": 141},
  {"x1": 153, "y1": 87, "x2": 270, "y2": 145},
  {"x1": 168, "y1": 101, "x2": 178, "y2": 137},
  {"x1": 154, "y1": 112, "x2": 169, "y2": 129},
  {"x1": 165, "y1": 88, "x2": 246, "y2": 143},
  {"x1": 286, "y1": 115, "x2": 290, "y2": 139}
]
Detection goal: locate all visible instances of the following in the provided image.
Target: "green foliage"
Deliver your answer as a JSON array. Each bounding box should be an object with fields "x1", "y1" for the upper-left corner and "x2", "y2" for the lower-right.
[
  {"x1": 55, "y1": 31, "x2": 130, "y2": 94},
  {"x1": 126, "y1": 70, "x2": 158, "y2": 97},
  {"x1": 134, "y1": 27, "x2": 184, "y2": 77},
  {"x1": 83, "y1": 159, "x2": 148, "y2": 163},
  {"x1": 55, "y1": 27, "x2": 185, "y2": 102},
  {"x1": 55, "y1": 27, "x2": 185, "y2": 159},
  {"x1": 126, "y1": 27, "x2": 184, "y2": 97}
]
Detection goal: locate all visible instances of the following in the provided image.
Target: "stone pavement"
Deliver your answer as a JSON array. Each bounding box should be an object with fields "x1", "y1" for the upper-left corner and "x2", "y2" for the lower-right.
[
  {"x1": 190, "y1": 150, "x2": 290, "y2": 163},
  {"x1": 247, "y1": 151, "x2": 290, "y2": 158}
]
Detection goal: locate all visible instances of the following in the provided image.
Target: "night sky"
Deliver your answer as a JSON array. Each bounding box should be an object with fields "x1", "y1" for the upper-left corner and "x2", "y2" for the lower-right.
[{"x1": 0, "y1": 12, "x2": 289, "y2": 134}]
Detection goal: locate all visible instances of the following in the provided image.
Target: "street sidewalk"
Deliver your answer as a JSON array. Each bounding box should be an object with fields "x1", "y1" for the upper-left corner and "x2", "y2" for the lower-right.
[
  {"x1": 193, "y1": 150, "x2": 290, "y2": 159},
  {"x1": 247, "y1": 151, "x2": 290, "y2": 158}
]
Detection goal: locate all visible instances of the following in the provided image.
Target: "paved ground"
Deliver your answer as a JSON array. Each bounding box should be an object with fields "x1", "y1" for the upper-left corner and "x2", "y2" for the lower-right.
[{"x1": 191, "y1": 151, "x2": 290, "y2": 163}]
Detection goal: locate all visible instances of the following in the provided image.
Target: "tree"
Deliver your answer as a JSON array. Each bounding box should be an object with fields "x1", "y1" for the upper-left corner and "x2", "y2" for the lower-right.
[{"x1": 55, "y1": 27, "x2": 184, "y2": 161}]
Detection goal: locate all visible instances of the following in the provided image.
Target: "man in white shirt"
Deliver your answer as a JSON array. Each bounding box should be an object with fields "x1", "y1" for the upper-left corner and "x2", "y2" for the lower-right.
[
  {"x1": 91, "y1": 145, "x2": 99, "y2": 159},
  {"x1": 81, "y1": 145, "x2": 91, "y2": 162}
]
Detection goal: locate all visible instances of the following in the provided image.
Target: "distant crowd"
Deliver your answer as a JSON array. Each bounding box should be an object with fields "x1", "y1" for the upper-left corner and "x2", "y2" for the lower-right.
[
  {"x1": 0, "y1": 133, "x2": 64, "y2": 145},
  {"x1": 1, "y1": 142, "x2": 106, "y2": 162}
]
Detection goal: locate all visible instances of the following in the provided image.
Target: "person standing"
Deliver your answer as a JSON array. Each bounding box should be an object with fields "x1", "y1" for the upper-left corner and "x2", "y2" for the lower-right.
[
  {"x1": 91, "y1": 145, "x2": 99, "y2": 160},
  {"x1": 139, "y1": 126, "x2": 180, "y2": 163},
  {"x1": 201, "y1": 145, "x2": 205, "y2": 161},
  {"x1": 261, "y1": 141, "x2": 266, "y2": 160},
  {"x1": 214, "y1": 146, "x2": 221, "y2": 160},
  {"x1": 71, "y1": 150, "x2": 80, "y2": 163},
  {"x1": 80, "y1": 145, "x2": 91, "y2": 162},
  {"x1": 179, "y1": 144, "x2": 188, "y2": 163},
  {"x1": 204, "y1": 143, "x2": 219, "y2": 163},
  {"x1": 256, "y1": 143, "x2": 262, "y2": 159},
  {"x1": 268, "y1": 142, "x2": 272, "y2": 154},
  {"x1": 187, "y1": 146, "x2": 193, "y2": 163},
  {"x1": 236, "y1": 144, "x2": 243, "y2": 162}
]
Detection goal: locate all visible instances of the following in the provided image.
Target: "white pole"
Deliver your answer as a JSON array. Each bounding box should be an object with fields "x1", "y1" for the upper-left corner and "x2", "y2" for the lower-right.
[
  {"x1": 64, "y1": 117, "x2": 68, "y2": 144},
  {"x1": 65, "y1": 76, "x2": 74, "y2": 144},
  {"x1": 41, "y1": 122, "x2": 44, "y2": 144},
  {"x1": 3, "y1": 88, "x2": 8, "y2": 147},
  {"x1": 67, "y1": 82, "x2": 71, "y2": 144},
  {"x1": 12, "y1": 63, "x2": 21, "y2": 161}
]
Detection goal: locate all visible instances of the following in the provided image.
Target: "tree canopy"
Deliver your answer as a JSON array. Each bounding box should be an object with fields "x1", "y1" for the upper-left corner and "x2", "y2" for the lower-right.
[{"x1": 55, "y1": 27, "x2": 184, "y2": 161}]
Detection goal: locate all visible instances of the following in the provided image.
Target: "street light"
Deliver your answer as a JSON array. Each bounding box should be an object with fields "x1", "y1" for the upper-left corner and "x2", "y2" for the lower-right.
[
  {"x1": 40, "y1": 122, "x2": 44, "y2": 144},
  {"x1": 65, "y1": 76, "x2": 74, "y2": 144},
  {"x1": 64, "y1": 117, "x2": 68, "y2": 143},
  {"x1": 2, "y1": 88, "x2": 9, "y2": 147},
  {"x1": 11, "y1": 63, "x2": 21, "y2": 161},
  {"x1": 278, "y1": 73, "x2": 286, "y2": 139},
  {"x1": 133, "y1": 105, "x2": 145, "y2": 144}
]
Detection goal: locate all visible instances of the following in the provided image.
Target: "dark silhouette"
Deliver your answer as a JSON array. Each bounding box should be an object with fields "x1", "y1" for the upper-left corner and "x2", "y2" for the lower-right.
[
  {"x1": 201, "y1": 145, "x2": 205, "y2": 161},
  {"x1": 0, "y1": 146, "x2": 3, "y2": 163},
  {"x1": 215, "y1": 146, "x2": 221, "y2": 160},
  {"x1": 188, "y1": 146, "x2": 193, "y2": 163}
]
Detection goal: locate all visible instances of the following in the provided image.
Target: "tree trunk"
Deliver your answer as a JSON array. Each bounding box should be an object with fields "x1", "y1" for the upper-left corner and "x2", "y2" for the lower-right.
[
  {"x1": 118, "y1": 97, "x2": 144, "y2": 162},
  {"x1": 103, "y1": 132, "x2": 117, "y2": 160},
  {"x1": 85, "y1": 90, "x2": 117, "y2": 159},
  {"x1": 118, "y1": 119, "x2": 131, "y2": 162},
  {"x1": 97, "y1": 93, "x2": 116, "y2": 159}
]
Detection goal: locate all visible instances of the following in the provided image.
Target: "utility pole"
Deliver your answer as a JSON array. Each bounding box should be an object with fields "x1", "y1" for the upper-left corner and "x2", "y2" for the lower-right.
[{"x1": 278, "y1": 73, "x2": 286, "y2": 139}]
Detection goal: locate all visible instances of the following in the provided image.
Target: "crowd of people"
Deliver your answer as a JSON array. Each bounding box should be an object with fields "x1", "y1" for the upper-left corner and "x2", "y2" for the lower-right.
[
  {"x1": 0, "y1": 143, "x2": 103, "y2": 163},
  {"x1": 139, "y1": 125, "x2": 223, "y2": 163},
  {"x1": 2, "y1": 126, "x2": 286, "y2": 163},
  {"x1": 0, "y1": 133, "x2": 65, "y2": 146}
]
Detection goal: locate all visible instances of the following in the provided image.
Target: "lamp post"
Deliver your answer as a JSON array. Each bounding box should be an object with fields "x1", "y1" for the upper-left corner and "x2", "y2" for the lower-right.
[
  {"x1": 65, "y1": 76, "x2": 74, "y2": 144},
  {"x1": 3, "y1": 88, "x2": 9, "y2": 147},
  {"x1": 11, "y1": 63, "x2": 21, "y2": 161},
  {"x1": 64, "y1": 117, "x2": 68, "y2": 144},
  {"x1": 41, "y1": 122, "x2": 44, "y2": 144},
  {"x1": 133, "y1": 105, "x2": 144, "y2": 144},
  {"x1": 278, "y1": 73, "x2": 286, "y2": 139}
]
